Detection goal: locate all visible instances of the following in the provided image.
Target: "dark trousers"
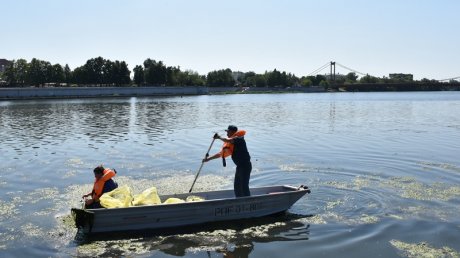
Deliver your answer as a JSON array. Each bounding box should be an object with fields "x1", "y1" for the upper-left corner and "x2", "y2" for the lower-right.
[{"x1": 234, "y1": 162, "x2": 252, "y2": 197}]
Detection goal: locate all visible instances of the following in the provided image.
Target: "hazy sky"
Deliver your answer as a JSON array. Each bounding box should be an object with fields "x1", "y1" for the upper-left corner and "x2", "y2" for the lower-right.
[{"x1": 2, "y1": 0, "x2": 459, "y2": 80}]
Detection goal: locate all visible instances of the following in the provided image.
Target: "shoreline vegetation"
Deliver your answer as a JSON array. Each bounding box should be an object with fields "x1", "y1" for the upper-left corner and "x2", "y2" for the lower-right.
[
  {"x1": 0, "y1": 86, "x2": 326, "y2": 100},
  {"x1": 1, "y1": 57, "x2": 459, "y2": 99}
]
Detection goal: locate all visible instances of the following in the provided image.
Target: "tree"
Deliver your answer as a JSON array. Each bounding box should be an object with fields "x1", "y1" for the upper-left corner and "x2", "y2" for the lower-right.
[
  {"x1": 102, "y1": 59, "x2": 114, "y2": 85},
  {"x1": 245, "y1": 74, "x2": 267, "y2": 87},
  {"x1": 144, "y1": 59, "x2": 167, "y2": 85},
  {"x1": 177, "y1": 70, "x2": 205, "y2": 86},
  {"x1": 16, "y1": 59, "x2": 29, "y2": 86},
  {"x1": 206, "y1": 68, "x2": 234, "y2": 87},
  {"x1": 166, "y1": 66, "x2": 180, "y2": 86},
  {"x1": 118, "y1": 61, "x2": 131, "y2": 85},
  {"x1": 345, "y1": 72, "x2": 358, "y2": 83},
  {"x1": 133, "y1": 65, "x2": 144, "y2": 86},
  {"x1": 50, "y1": 64, "x2": 65, "y2": 85},
  {"x1": 3, "y1": 60, "x2": 18, "y2": 86},
  {"x1": 266, "y1": 69, "x2": 283, "y2": 87},
  {"x1": 319, "y1": 80, "x2": 329, "y2": 87},
  {"x1": 359, "y1": 74, "x2": 380, "y2": 83},
  {"x1": 300, "y1": 77, "x2": 312, "y2": 87},
  {"x1": 64, "y1": 64, "x2": 72, "y2": 85},
  {"x1": 304, "y1": 75, "x2": 326, "y2": 86},
  {"x1": 84, "y1": 57, "x2": 105, "y2": 85},
  {"x1": 27, "y1": 58, "x2": 40, "y2": 86},
  {"x1": 100, "y1": 60, "x2": 131, "y2": 86}
]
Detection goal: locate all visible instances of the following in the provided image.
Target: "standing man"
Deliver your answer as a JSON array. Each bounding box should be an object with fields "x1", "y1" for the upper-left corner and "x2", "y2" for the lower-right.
[{"x1": 203, "y1": 125, "x2": 252, "y2": 197}]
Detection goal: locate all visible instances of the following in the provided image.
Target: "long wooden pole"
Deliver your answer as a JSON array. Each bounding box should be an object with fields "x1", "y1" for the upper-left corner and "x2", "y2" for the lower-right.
[{"x1": 189, "y1": 137, "x2": 216, "y2": 193}]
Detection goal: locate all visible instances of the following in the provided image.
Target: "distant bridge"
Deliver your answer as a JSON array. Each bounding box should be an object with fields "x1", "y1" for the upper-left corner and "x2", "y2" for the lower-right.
[
  {"x1": 308, "y1": 61, "x2": 459, "y2": 82},
  {"x1": 307, "y1": 61, "x2": 368, "y2": 80}
]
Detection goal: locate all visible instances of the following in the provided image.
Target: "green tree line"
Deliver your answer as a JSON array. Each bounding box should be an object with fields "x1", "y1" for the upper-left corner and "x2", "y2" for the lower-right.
[
  {"x1": 0, "y1": 56, "x2": 334, "y2": 88},
  {"x1": 1, "y1": 56, "x2": 455, "y2": 88}
]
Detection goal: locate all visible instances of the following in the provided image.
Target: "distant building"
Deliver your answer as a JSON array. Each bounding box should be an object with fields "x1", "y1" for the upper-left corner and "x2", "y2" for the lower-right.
[
  {"x1": 0, "y1": 59, "x2": 12, "y2": 73},
  {"x1": 325, "y1": 73, "x2": 346, "y2": 81},
  {"x1": 389, "y1": 73, "x2": 413, "y2": 81}
]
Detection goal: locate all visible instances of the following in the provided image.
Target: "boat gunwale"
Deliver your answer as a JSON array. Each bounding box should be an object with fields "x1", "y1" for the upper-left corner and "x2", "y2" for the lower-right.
[{"x1": 77, "y1": 185, "x2": 309, "y2": 212}]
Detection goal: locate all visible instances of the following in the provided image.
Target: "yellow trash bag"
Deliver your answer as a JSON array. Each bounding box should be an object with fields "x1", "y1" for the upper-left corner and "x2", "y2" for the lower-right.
[
  {"x1": 132, "y1": 187, "x2": 162, "y2": 206},
  {"x1": 186, "y1": 195, "x2": 205, "y2": 202},
  {"x1": 99, "y1": 185, "x2": 133, "y2": 208},
  {"x1": 163, "y1": 197, "x2": 185, "y2": 204}
]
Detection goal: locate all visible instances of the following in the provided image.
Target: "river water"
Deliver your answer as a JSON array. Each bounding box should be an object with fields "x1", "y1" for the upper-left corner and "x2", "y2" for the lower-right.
[{"x1": 1, "y1": 92, "x2": 460, "y2": 257}]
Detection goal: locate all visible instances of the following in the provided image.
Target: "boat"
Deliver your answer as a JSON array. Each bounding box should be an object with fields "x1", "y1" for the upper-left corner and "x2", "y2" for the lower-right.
[{"x1": 71, "y1": 185, "x2": 310, "y2": 234}]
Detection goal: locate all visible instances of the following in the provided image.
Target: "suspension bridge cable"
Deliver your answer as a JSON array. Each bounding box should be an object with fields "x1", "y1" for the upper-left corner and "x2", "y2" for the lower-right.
[
  {"x1": 438, "y1": 76, "x2": 460, "y2": 81},
  {"x1": 307, "y1": 63, "x2": 329, "y2": 76},
  {"x1": 335, "y1": 62, "x2": 367, "y2": 76},
  {"x1": 307, "y1": 62, "x2": 330, "y2": 76}
]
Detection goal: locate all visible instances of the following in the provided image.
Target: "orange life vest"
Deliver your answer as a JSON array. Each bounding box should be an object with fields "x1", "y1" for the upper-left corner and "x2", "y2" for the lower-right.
[
  {"x1": 220, "y1": 130, "x2": 246, "y2": 158},
  {"x1": 92, "y1": 168, "x2": 116, "y2": 201}
]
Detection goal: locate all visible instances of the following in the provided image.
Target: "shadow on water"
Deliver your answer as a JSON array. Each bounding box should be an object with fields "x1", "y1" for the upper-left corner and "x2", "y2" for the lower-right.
[{"x1": 73, "y1": 212, "x2": 313, "y2": 257}]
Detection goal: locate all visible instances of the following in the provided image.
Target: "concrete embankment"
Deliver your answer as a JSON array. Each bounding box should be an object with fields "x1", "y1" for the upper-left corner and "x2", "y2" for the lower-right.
[
  {"x1": 0, "y1": 86, "x2": 208, "y2": 100},
  {"x1": 0, "y1": 86, "x2": 325, "y2": 100}
]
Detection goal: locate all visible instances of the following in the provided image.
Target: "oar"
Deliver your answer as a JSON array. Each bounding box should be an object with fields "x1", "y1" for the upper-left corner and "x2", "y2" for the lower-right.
[{"x1": 189, "y1": 134, "x2": 217, "y2": 193}]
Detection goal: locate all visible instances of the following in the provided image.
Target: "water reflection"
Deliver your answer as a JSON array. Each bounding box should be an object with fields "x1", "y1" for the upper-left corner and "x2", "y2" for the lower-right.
[
  {"x1": 0, "y1": 98, "x2": 204, "y2": 156},
  {"x1": 73, "y1": 212, "x2": 311, "y2": 257},
  {"x1": 1, "y1": 92, "x2": 460, "y2": 257}
]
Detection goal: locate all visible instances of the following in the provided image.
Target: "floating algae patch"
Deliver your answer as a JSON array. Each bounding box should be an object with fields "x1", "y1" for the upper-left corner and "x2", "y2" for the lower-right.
[
  {"x1": 241, "y1": 221, "x2": 287, "y2": 238},
  {"x1": 325, "y1": 180, "x2": 350, "y2": 190},
  {"x1": 419, "y1": 161, "x2": 460, "y2": 173},
  {"x1": 172, "y1": 229, "x2": 238, "y2": 250},
  {"x1": 21, "y1": 223, "x2": 43, "y2": 238},
  {"x1": 325, "y1": 176, "x2": 372, "y2": 191},
  {"x1": 279, "y1": 163, "x2": 318, "y2": 173},
  {"x1": 170, "y1": 216, "x2": 309, "y2": 246},
  {"x1": 0, "y1": 200, "x2": 19, "y2": 221},
  {"x1": 322, "y1": 211, "x2": 346, "y2": 222},
  {"x1": 21, "y1": 187, "x2": 60, "y2": 204},
  {"x1": 60, "y1": 184, "x2": 92, "y2": 209},
  {"x1": 77, "y1": 238, "x2": 155, "y2": 257},
  {"x1": 62, "y1": 169, "x2": 77, "y2": 178},
  {"x1": 381, "y1": 177, "x2": 460, "y2": 201},
  {"x1": 353, "y1": 214, "x2": 379, "y2": 224},
  {"x1": 326, "y1": 199, "x2": 345, "y2": 210},
  {"x1": 65, "y1": 158, "x2": 86, "y2": 168},
  {"x1": 386, "y1": 214, "x2": 404, "y2": 220},
  {"x1": 397, "y1": 205, "x2": 454, "y2": 222},
  {"x1": 59, "y1": 213, "x2": 77, "y2": 228},
  {"x1": 48, "y1": 214, "x2": 78, "y2": 241},
  {"x1": 77, "y1": 241, "x2": 107, "y2": 257},
  {"x1": 390, "y1": 239, "x2": 460, "y2": 258},
  {"x1": 0, "y1": 228, "x2": 17, "y2": 250},
  {"x1": 352, "y1": 176, "x2": 371, "y2": 189},
  {"x1": 119, "y1": 162, "x2": 146, "y2": 170},
  {"x1": 294, "y1": 215, "x2": 327, "y2": 225},
  {"x1": 401, "y1": 182, "x2": 460, "y2": 202},
  {"x1": 311, "y1": 211, "x2": 380, "y2": 226}
]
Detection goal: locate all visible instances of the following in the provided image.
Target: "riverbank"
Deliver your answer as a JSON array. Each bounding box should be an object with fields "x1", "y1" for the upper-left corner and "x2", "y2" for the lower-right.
[{"x1": 0, "y1": 86, "x2": 325, "y2": 100}]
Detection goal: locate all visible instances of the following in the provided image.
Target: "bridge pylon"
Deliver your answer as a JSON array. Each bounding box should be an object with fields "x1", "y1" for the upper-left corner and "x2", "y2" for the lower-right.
[{"x1": 330, "y1": 61, "x2": 336, "y2": 82}]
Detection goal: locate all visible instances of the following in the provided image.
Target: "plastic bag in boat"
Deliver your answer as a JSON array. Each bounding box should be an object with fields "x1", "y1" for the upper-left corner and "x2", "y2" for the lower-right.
[
  {"x1": 163, "y1": 197, "x2": 185, "y2": 204},
  {"x1": 186, "y1": 195, "x2": 205, "y2": 202},
  {"x1": 99, "y1": 185, "x2": 133, "y2": 208},
  {"x1": 132, "y1": 187, "x2": 162, "y2": 206}
]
